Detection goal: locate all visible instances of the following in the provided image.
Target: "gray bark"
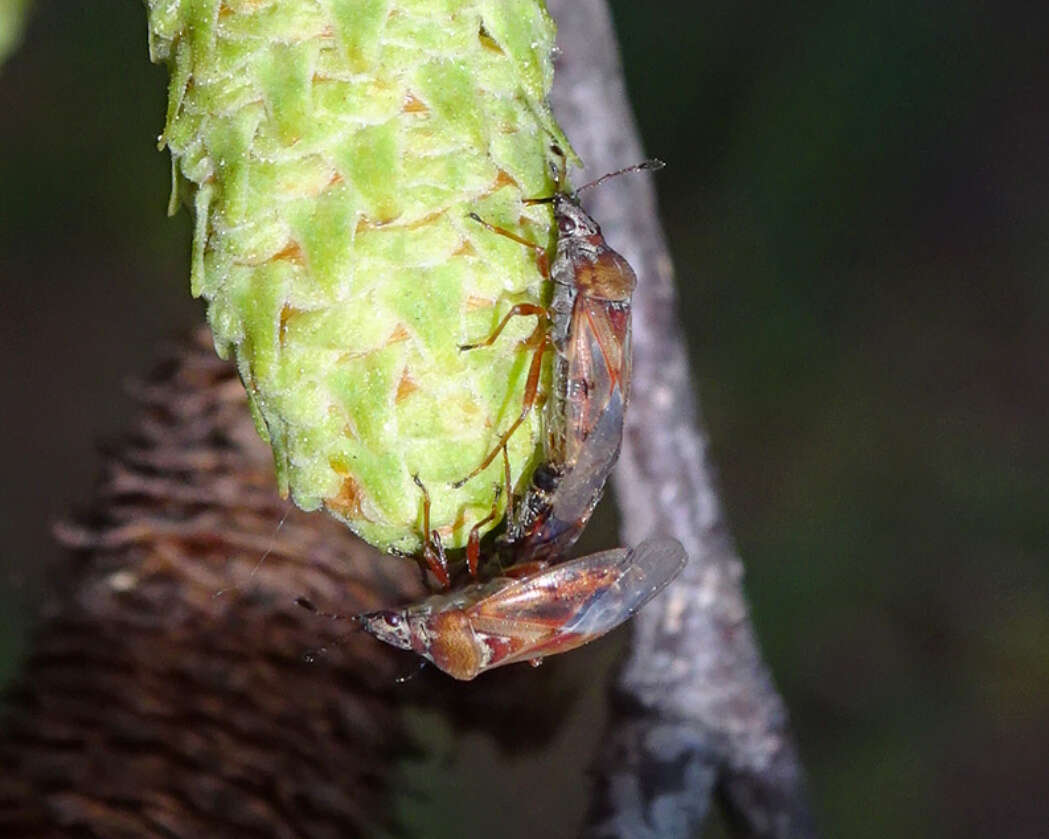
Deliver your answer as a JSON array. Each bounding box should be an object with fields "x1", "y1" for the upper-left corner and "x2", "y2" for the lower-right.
[{"x1": 546, "y1": 2, "x2": 818, "y2": 836}]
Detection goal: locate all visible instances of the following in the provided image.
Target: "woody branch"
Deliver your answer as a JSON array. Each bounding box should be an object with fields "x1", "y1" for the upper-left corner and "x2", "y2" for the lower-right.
[{"x1": 545, "y1": 1, "x2": 819, "y2": 836}]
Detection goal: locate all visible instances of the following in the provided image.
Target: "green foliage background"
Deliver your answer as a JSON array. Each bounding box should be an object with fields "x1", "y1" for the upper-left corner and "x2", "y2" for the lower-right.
[{"x1": 1, "y1": 2, "x2": 1047, "y2": 837}]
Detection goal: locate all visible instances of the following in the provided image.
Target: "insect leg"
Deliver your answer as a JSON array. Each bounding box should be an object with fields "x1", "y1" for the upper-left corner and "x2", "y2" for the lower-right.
[
  {"x1": 501, "y1": 443, "x2": 514, "y2": 526},
  {"x1": 413, "y1": 474, "x2": 450, "y2": 589},
  {"x1": 459, "y1": 302, "x2": 548, "y2": 351},
  {"x1": 452, "y1": 325, "x2": 551, "y2": 488},
  {"x1": 467, "y1": 213, "x2": 550, "y2": 278},
  {"x1": 465, "y1": 484, "x2": 502, "y2": 579}
]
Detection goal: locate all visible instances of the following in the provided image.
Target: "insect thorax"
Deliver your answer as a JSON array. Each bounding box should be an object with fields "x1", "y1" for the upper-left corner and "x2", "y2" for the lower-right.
[{"x1": 426, "y1": 610, "x2": 487, "y2": 681}]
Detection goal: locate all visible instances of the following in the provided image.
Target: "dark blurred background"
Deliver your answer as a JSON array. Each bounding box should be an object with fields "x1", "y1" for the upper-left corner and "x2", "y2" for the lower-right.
[{"x1": 1, "y1": 2, "x2": 1047, "y2": 837}]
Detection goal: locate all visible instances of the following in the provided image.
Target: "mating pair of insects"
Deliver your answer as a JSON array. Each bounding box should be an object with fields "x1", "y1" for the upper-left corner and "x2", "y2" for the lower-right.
[{"x1": 301, "y1": 148, "x2": 686, "y2": 680}]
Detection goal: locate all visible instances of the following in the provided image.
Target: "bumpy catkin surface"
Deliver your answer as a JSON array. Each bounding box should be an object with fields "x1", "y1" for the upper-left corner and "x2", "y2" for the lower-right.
[{"x1": 147, "y1": 0, "x2": 570, "y2": 552}]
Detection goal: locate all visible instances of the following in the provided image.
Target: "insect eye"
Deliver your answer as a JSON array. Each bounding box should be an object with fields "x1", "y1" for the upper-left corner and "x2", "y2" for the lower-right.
[{"x1": 558, "y1": 216, "x2": 576, "y2": 235}]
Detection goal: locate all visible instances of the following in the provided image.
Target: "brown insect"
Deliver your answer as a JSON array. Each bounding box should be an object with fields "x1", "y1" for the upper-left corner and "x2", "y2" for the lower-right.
[
  {"x1": 457, "y1": 148, "x2": 664, "y2": 565},
  {"x1": 353, "y1": 537, "x2": 686, "y2": 680}
]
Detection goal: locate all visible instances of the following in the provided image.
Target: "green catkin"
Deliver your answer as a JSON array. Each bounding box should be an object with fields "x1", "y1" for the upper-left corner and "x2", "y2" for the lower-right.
[{"x1": 145, "y1": 0, "x2": 571, "y2": 554}]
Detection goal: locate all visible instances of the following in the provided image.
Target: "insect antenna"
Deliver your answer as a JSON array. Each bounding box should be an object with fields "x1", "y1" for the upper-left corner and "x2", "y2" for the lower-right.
[
  {"x1": 295, "y1": 596, "x2": 363, "y2": 663},
  {"x1": 395, "y1": 659, "x2": 428, "y2": 684},
  {"x1": 294, "y1": 596, "x2": 361, "y2": 624},
  {"x1": 523, "y1": 156, "x2": 663, "y2": 205},
  {"x1": 575, "y1": 159, "x2": 665, "y2": 195}
]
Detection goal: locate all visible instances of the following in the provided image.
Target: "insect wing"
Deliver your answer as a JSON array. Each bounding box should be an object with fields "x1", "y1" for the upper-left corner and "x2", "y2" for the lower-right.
[
  {"x1": 517, "y1": 388, "x2": 625, "y2": 561},
  {"x1": 463, "y1": 540, "x2": 686, "y2": 670},
  {"x1": 419, "y1": 578, "x2": 513, "y2": 615},
  {"x1": 464, "y1": 547, "x2": 632, "y2": 633},
  {"x1": 548, "y1": 387, "x2": 624, "y2": 529},
  {"x1": 562, "y1": 295, "x2": 631, "y2": 463},
  {"x1": 560, "y1": 538, "x2": 687, "y2": 638}
]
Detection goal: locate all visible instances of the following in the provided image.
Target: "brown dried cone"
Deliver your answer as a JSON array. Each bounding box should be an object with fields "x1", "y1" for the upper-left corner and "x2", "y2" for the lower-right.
[{"x1": 0, "y1": 331, "x2": 425, "y2": 838}]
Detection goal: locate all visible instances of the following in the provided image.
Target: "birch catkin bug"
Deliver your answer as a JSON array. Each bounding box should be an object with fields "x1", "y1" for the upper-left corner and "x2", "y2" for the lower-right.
[
  {"x1": 300, "y1": 467, "x2": 687, "y2": 680},
  {"x1": 356, "y1": 538, "x2": 686, "y2": 681},
  {"x1": 458, "y1": 148, "x2": 664, "y2": 564}
]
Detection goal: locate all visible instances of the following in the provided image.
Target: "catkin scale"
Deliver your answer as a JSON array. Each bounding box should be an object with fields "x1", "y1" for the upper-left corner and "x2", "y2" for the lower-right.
[{"x1": 146, "y1": 0, "x2": 572, "y2": 553}]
